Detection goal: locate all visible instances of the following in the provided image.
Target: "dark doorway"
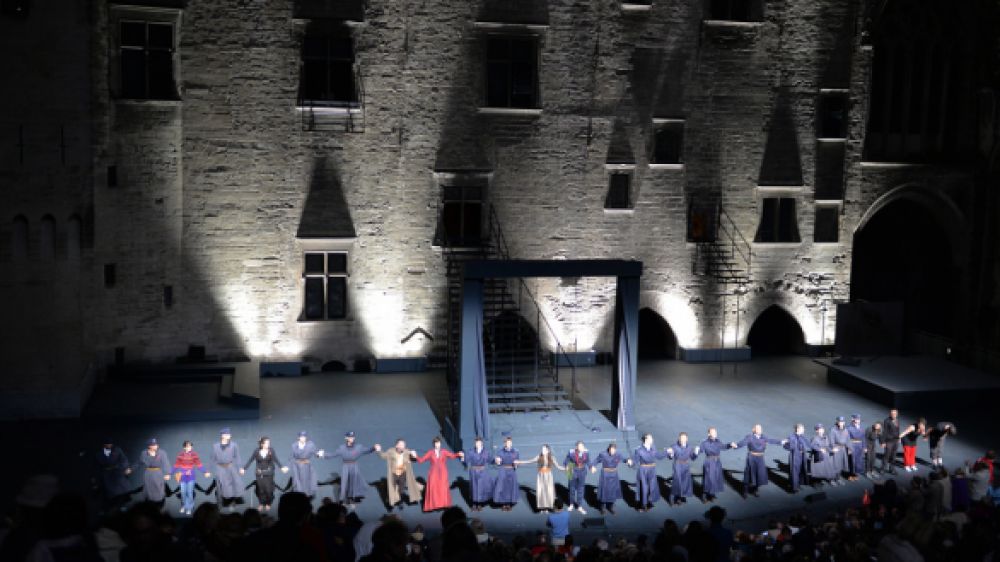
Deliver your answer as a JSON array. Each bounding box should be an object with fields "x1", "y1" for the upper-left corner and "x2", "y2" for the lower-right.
[
  {"x1": 638, "y1": 308, "x2": 677, "y2": 359},
  {"x1": 747, "y1": 305, "x2": 805, "y2": 356},
  {"x1": 851, "y1": 198, "x2": 957, "y2": 337}
]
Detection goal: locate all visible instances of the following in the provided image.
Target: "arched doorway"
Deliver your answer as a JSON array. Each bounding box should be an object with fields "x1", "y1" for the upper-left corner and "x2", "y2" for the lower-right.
[
  {"x1": 747, "y1": 305, "x2": 805, "y2": 356},
  {"x1": 638, "y1": 308, "x2": 678, "y2": 359},
  {"x1": 851, "y1": 197, "x2": 958, "y2": 337}
]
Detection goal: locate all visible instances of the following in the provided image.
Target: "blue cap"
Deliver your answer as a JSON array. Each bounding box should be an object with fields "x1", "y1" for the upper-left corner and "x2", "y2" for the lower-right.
[
  {"x1": 836, "y1": 416, "x2": 845, "y2": 422},
  {"x1": 344, "y1": 431, "x2": 355, "y2": 438},
  {"x1": 851, "y1": 414, "x2": 861, "y2": 420},
  {"x1": 814, "y1": 424, "x2": 824, "y2": 430},
  {"x1": 220, "y1": 427, "x2": 232, "y2": 435},
  {"x1": 298, "y1": 431, "x2": 308, "y2": 438},
  {"x1": 501, "y1": 431, "x2": 512, "y2": 438},
  {"x1": 147, "y1": 437, "x2": 158, "y2": 446}
]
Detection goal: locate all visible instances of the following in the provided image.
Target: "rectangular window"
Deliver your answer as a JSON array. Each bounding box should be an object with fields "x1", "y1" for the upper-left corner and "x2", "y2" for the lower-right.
[
  {"x1": 652, "y1": 122, "x2": 684, "y2": 165},
  {"x1": 440, "y1": 186, "x2": 483, "y2": 247},
  {"x1": 818, "y1": 94, "x2": 848, "y2": 139},
  {"x1": 104, "y1": 264, "x2": 117, "y2": 288},
  {"x1": 605, "y1": 172, "x2": 632, "y2": 210},
  {"x1": 300, "y1": 34, "x2": 357, "y2": 106},
  {"x1": 814, "y1": 206, "x2": 840, "y2": 243},
  {"x1": 119, "y1": 20, "x2": 176, "y2": 100},
  {"x1": 303, "y1": 252, "x2": 348, "y2": 320},
  {"x1": 485, "y1": 36, "x2": 539, "y2": 109},
  {"x1": 708, "y1": 0, "x2": 754, "y2": 21},
  {"x1": 755, "y1": 197, "x2": 800, "y2": 243}
]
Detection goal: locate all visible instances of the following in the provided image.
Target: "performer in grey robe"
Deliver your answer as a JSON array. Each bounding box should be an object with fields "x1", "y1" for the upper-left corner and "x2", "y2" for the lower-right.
[
  {"x1": 729, "y1": 425, "x2": 786, "y2": 497},
  {"x1": 94, "y1": 438, "x2": 132, "y2": 512},
  {"x1": 809, "y1": 424, "x2": 840, "y2": 484},
  {"x1": 664, "y1": 433, "x2": 699, "y2": 505},
  {"x1": 287, "y1": 431, "x2": 328, "y2": 497},
  {"x1": 632, "y1": 434, "x2": 669, "y2": 511},
  {"x1": 211, "y1": 427, "x2": 244, "y2": 510},
  {"x1": 131, "y1": 438, "x2": 171, "y2": 504},
  {"x1": 783, "y1": 424, "x2": 811, "y2": 493},
  {"x1": 462, "y1": 436, "x2": 495, "y2": 511},
  {"x1": 330, "y1": 431, "x2": 380, "y2": 507},
  {"x1": 846, "y1": 414, "x2": 866, "y2": 480},
  {"x1": 698, "y1": 428, "x2": 727, "y2": 503},
  {"x1": 829, "y1": 417, "x2": 850, "y2": 484}
]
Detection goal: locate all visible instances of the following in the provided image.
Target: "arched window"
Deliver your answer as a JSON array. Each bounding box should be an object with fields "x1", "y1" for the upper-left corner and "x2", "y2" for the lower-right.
[
  {"x1": 11, "y1": 215, "x2": 28, "y2": 261},
  {"x1": 40, "y1": 215, "x2": 56, "y2": 261},
  {"x1": 67, "y1": 214, "x2": 82, "y2": 262}
]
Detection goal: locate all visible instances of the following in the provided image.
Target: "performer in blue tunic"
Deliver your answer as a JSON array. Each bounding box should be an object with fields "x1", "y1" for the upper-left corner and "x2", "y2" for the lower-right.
[
  {"x1": 131, "y1": 438, "x2": 171, "y2": 505},
  {"x1": 729, "y1": 424, "x2": 786, "y2": 497},
  {"x1": 783, "y1": 424, "x2": 811, "y2": 493},
  {"x1": 564, "y1": 441, "x2": 592, "y2": 514},
  {"x1": 698, "y1": 428, "x2": 727, "y2": 503},
  {"x1": 287, "y1": 431, "x2": 328, "y2": 497},
  {"x1": 810, "y1": 424, "x2": 839, "y2": 484},
  {"x1": 829, "y1": 417, "x2": 850, "y2": 484},
  {"x1": 590, "y1": 442, "x2": 631, "y2": 514},
  {"x1": 664, "y1": 433, "x2": 699, "y2": 505},
  {"x1": 95, "y1": 438, "x2": 132, "y2": 512},
  {"x1": 632, "y1": 434, "x2": 669, "y2": 511},
  {"x1": 330, "y1": 431, "x2": 379, "y2": 508},
  {"x1": 493, "y1": 435, "x2": 520, "y2": 511},
  {"x1": 462, "y1": 436, "x2": 494, "y2": 512},
  {"x1": 211, "y1": 428, "x2": 244, "y2": 511},
  {"x1": 847, "y1": 414, "x2": 866, "y2": 481}
]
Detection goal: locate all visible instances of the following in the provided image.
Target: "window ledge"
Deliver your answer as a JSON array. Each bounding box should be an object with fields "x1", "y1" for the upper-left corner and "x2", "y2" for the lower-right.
[
  {"x1": 473, "y1": 21, "x2": 549, "y2": 31},
  {"x1": 813, "y1": 242, "x2": 843, "y2": 247},
  {"x1": 756, "y1": 185, "x2": 804, "y2": 192},
  {"x1": 652, "y1": 117, "x2": 685, "y2": 124},
  {"x1": 297, "y1": 318, "x2": 352, "y2": 324},
  {"x1": 477, "y1": 107, "x2": 543, "y2": 116},
  {"x1": 431, "y1": 245, "x2": 489, "y2": 252},
  {"x1": 622, "y1": 3, "x2": 653, "y2": 11},
  {"x1": 603, "y1": 208, "x2": 635, "y2": 215},
  {"x1": 817, "y1": 137, "x2": 847, "y2": 143},
  {"x1": 814, "y1": 199, "x2": 844, "y2": 206},
  {"x1": 751, "y1": 242, "x2": 803, "y2": 248},
  {"x1": 296, "y1": 105, "x2": 361, "y2": 115},
  {"x1": 702, "y1": 19, "x2": 763, "y2": 28},
  {"x1": 859, "y1": 161, "x2": 924, "y2": 169},
  {"x1": 605, "y1": 162, "x2": 636, "y2": 170},
  {"x1": 291, "y1": 17, "x2": 366, "y2": 27},
  {"x1": 115, "y1": 98, "x2": 183, "y2": 107},
  {"x1": 649, "y1": 163, "x2": 684, "y2": 170}
]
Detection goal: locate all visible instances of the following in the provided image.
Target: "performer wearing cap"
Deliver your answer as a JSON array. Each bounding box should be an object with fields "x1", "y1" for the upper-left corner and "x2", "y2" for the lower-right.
[
  {"x1": 783, "y1": 424, "x2": 811, "y2": 493},
  {"x1": 94, "y1": 438, "x2": 132, "y2": 512},
  {"x1": 809, "y1": 424, "x2": 839, "y2": 485},
  {"x1": 698, "y1": 428, "x2": 727, "y2": 503},
  {"x1": 847, "y1": 414, "x2": 866, "y2": 481},
  {"x1": 563, "y1": 441, "x2": 592, "y2": 514},
  {"x1": 130, "y1": 438, "x2": 171, "y2": 505},
  {"x1": 729, "y1": 424, "x2": 787, "y2": 497},
  {"x1": 632, "y1": 434, "x2": 669, "y2": 511},
  {"x1": 211, "y1": 428, "x2": 244, "y2": 511},
  {"x1": 330, "y1": 431, "x2": 380, "y2": 507},
  {"x1": 664, "y1": 433, "x2": 699, "y2": 506},
  {"x1": 493, "y1": 435, "x2": 520, "y2": 511},
  {"x1": 417, "y1": 436, "x2": 463, "y2": 512},
  {"x1": 286, "y1": 431, "x2": 327, "y2": 497},
  {"x1": 590, "y1": 442, "x2": 631, "y2": 514},
  {"x1": 830, "y1": 416, "x2": 850, "y2": 484},
  {"x1": 243, "y1": 436, "x2": 286, "y2": 512},
  {"x1": 462, "y1": 436, "x2": 494, "y2": 512},
  {"x1": 172, "y1": 440, "x2": 208, "y2": 515},
  {"x1": 865, "y1": 421, "x2": 883, "y2": 478}
]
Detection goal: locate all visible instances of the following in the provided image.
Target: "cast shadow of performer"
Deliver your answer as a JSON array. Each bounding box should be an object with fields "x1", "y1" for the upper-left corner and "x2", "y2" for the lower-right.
[
  {"x1": 722, "y1": 469, "x2": 746, "y2": 497},
  {"x1": 451, "y1": 477, "x2": 473, "y2": 508},
  {"x1": 766, "y1": 463, "x2": 794, "y2": 493},
  {"x1": 521, "y1": 485, "x2": 538, "y2": 512},
  {"x1": 657, "y1": 475, "x2": 673, "y2": 502},
  {"x1": 584, "y1": 484, "x2": 600, "y2": 510},
  {"x1": 621, "y1": 479, "x2": 640, "y2": 510}
]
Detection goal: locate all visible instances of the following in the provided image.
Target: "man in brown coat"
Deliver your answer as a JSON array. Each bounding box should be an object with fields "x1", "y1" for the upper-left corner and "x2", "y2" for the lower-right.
[{"x1": 378, "y1": 438, "x2": 423, "y2": 510}]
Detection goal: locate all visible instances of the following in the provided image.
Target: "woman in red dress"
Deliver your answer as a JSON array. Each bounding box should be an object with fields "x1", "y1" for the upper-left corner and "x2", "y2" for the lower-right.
[{"x1": 417, "y1": 436, "x2": 464, "y2": 512}]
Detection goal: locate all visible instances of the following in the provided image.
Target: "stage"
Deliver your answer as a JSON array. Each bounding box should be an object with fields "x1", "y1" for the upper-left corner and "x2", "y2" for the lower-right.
[{"x1": 1, "y1": 357, "x2": 994, "y2": 540}]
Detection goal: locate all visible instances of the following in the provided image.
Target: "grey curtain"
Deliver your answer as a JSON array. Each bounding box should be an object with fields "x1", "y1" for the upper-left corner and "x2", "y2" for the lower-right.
[
  {"x1": 460, "y1": 279, "x2": 490, "y2": 448},
  {"x1": 613, "y1": 276, "x2": 639, "y2": 431},
  {"x1": 472, "y1": 311, "x2": 491, "y2": 440}
]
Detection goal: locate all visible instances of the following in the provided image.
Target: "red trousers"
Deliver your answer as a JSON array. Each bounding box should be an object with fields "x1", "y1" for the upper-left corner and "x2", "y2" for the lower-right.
[{"x1": 903, "y1": 445, "x2": 917, "y2": 467}]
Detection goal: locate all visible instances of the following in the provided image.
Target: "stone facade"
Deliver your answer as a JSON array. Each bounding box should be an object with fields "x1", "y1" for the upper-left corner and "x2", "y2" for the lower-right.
[{"x1": 1, "y1": 0, "x2": 998, "y2": 416}]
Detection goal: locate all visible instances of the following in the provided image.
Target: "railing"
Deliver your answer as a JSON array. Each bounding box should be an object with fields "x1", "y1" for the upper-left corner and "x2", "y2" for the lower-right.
[{"x1": 716, "y1": 205, "x2": 753, "y2": 278}]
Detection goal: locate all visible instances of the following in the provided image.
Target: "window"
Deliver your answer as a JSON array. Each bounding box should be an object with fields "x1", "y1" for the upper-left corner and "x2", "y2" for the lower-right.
[
  {"x1": 163, "y1": 285, "x2": 174, "y2": 308},
  {"x1": 440, "y1": 186, "x2": 483, "y2": 247},
  {"x1": 485, "y1": 36, "x2": 539, "y2": 109},
  {"x1": 107, "y1": 165, "x2": 118, "y2": 188},
  {"x1": 814, "y1": 206, "x2": 840, "y2": 243},
  {"x1": 39, "y1": 215, "x2": 55, "y2": 261},
  {"x1": 814, "y1": 142, "x2": 846, "y2": 200},
  {"x1": 303, "y1": 252, "x2": 348, "y2": 320},
  {"x1": 652, "y1": 121, "x2": 684, "y2": 165},
  {"x1": 11, "y1": 215, "x2": 28, "y2": 261},
  {"x1": 66, "y1": 215, "x2": 81, "y2": 262},
  {"x1": 817, "y1": 94, "x2": 848, "y2": 139},
  {"x1": 708, "y1": 0, "x2": 756, "y2": 21},
  {"x1": 300, "y1": 34, "x2": 357, "y2": 106},
  {"x1": 119, "y1": 20, "x2": 177, "y2": 100},
  {"x1": 605, "y1": 172, "x2": 632, "y2": 210},
  {"x1": 754, "y1": 197, "x2": 800, "y2": 243},
  {"x1": 104, "y1": 264, "x2": 117, "y2": 288}
]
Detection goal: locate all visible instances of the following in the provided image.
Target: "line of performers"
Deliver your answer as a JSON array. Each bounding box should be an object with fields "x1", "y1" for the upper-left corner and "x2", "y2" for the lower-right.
[{"x1": 94, "y1": 411, "x2": 956, "y2": 516}]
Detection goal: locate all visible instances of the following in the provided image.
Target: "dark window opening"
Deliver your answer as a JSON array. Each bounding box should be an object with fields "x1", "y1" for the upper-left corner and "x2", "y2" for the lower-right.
[
  {"x1": 440, "y1": 186, "x2": 483, "y2": 247},
  {"x1": 652, "y1": 123, "x2": 684, "y2": 164},
  {"x1": 605, "y1": 173, "x2": 632, "y2": 210},
  {"x1": 1, "y1": 0, "x2": 30, "y2": 18},
  {"x1": 104, "y1": 264, "x2": 117, "y2": 288},
  {"x1": 300, "y1": 34, "x2": 357, "y2": 106},
  {"x1": 119, "y1": 21, "x2": 176, "y2": 100},
  {"x1": 814, "y1": 206, "x2": 840, "y2": 243},
  {"x1": 163, "y1": 285, "x2": 173, "y2": 308},
  {"x1": 303, "y1": 252, "x2": 348, "y2": 320},
  {"x1": 708, "y1": 0, "x2": 755, "y2": 21},
  {"x1": 818, "y1": 94, "x2": 848, "y2": 138},
  {"x1": 755, "y1": 197, "x2": 800, "y2": 243},
  {"x1": 485, "y1": 36, "x2": 539, "y2": 109},
  {"x1": 107, "y1": 165, "x2": 118, "y2": 188},
  {"x1": 11, "y1": 215, "x2": 28, "y2": 261}
]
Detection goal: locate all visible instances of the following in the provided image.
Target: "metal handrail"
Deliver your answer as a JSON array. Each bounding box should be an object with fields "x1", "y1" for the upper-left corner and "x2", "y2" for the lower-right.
[{"x1": 717, "y1": 205, "x2": 752, "y2": 273}]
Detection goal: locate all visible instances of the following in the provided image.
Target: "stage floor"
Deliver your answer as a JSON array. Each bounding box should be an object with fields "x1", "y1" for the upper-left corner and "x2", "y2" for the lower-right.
[{"x1": 1, "y1": 357, "x2": 994, "y2": 540}]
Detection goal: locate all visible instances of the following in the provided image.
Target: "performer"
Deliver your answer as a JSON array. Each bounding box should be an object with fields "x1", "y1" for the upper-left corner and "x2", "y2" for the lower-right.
[
  {"x1": 378, "y1": 438, "x2": 422, "y2": 511},
  {"x1": 417, "y1": 436, "x2": 462, "y2": 512},
  {"x1": 809, "y1": 424, "x2": 839, "y2": 485},
  {"x1": 131, "y1": 438, "x2": 171, "y2": 505},
  {"x1": 516, "y1": 444, "x2": 565, "y2": 512},
  {"x1": 829, "y1": 416, "x2": 850, "y2": 484},
  {"x1": 493, "y1": 435, "x2": 520, "y2": 511},
  {"x1": 172, "y1": 440, "x2": 207, "y2": 515},
  {"x1": 94, "y1": 438, "x2": 131, "y2": 512},
  {"x1": 899, "y1": 418, "x2": 926, "y2": 472},
  {"x1": 590, "y1": 442, "x2": 631, "y2": 514},
  {"x1": 729, "y1": 424, "x2": 786, "y2": 497},
  {"x1": 926, "y1": 422, "x2": 957, "y2": 468},
  {"x1": 664, "y1": 433, "x2": 699, "y2": 505},
  {"x1": 847, "y1": 414, "x2": 866, "y2": 481},
  {"x1": 865, "y1": 422, "x2": 882, "y2": 478},
  {"x1": 783, "y1": 424, "x2": 810, "y2": 493},
  {"x1": 330, "y1": 431, "x2": 380, "y2": 508},
  {"x1": 287, "y1": 431, "x2": 327, "y2": 497},
  {"x1": 211, "y1": 428, "x2": 244, "y2": 511},
  {"x1": 563, "y1": 441, "x2": 591, "y2": 514},
  {"x1": 632, "y1": 434, "x2": 669, "y2": 511},
  {"x1": 882, "y1": 409, "x2": 901, "y2": 474},
  {"x1": 698, "y1": 428, "x2": 726, "y2": 503},
  {"x1": 462, "y1": 436, "x2": 494, "y2": 511},
  {"x1": 243, "y1": 436, "x2": 287, "y2": 512}
]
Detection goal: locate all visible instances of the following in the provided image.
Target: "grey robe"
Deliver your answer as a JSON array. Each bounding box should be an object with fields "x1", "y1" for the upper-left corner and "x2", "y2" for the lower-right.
[
  {"x1": 289, "y1": 440, "x2": 325, "y2": 496},
  {"x1": 135, "y1": 449, "x2": 171, "y2": 502},
  {"x1": 211, "y1": 442, "x2": 243, "y2": 500}
]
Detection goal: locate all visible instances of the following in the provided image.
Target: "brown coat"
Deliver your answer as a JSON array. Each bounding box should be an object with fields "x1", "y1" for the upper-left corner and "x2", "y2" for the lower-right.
[{"x1": 379, "y1": 448, "x2": 423, "y2": 505}]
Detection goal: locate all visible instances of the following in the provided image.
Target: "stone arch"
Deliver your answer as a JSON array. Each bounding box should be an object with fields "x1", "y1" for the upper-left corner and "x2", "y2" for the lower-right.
[
  {"x1": 39, "y1": 214, "x2": 56, "y2": 261},
  {"x1": 638, "y1": 307, "x2": 678, "y2": 359},
  {"x1": 746, "y1": 303, "x2": 806, "y2": 356},
  {"x1": 11, "y1": 215, "x2": 28, "y2": 261},
  {"x1": 854, "y1": 183, "x2": 968, "y2": 262}
]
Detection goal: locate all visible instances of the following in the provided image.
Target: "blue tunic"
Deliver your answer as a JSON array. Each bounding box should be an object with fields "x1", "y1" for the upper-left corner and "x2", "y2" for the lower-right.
[
  {"x1": 289, "y1": 441, "x2": 324, "y2": 496},
  {"x1": 847, "y1": 424, "x2": 866, "y2": 474},
  {"x1": 493, "y1": 447, "x2": 520, "y2": 504},
  {"x1": 211, "y1": 442, "x2": 243, "y2": 500},
  {"x1": 462, "y1": 447, "x2": 495, "y2": 504},
  {"x1": 593, "y1": 451, "x2": 625, "y2": 503},
  {"x1": 564, "y1": 450, "x2": 591, "y2": 506},
  {"x1": 632, "y1": 446, "x2": 669, "y2": 505},
  {"x1": 331, "y1": 443, "x2": 375, "y2": 500},
  {"x1": 830, "y1": 426, "x2": 850, "y2": 474},
  {"x1": 783, "y1": 434, "x2": 811, "y2": 491},
  {"x1": 665, "y1": 443, "x2": 698, "y2": 499},
  {"x1": 809, "y1": 435, "x2": 839, "y2": 480},
  {"x1": 96, "y1": 447, "x2": 131, "y2": 498},
  {"x1": 733, "y1": 433, "x2": 781, "y2": 488},
  {"x1": 698, "y1": 438, "x2": 726, "y2": 496}
]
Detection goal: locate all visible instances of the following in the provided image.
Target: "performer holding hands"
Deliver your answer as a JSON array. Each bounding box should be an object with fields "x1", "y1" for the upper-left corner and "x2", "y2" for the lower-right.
[
  {"x1": 417, "y1": 436, "x2": 463, "y2": 512},
  {"x1": 132, "y1": 438, "x2": 171, "y2": 506},
  {"x1": 564, "y1": 441, "x2": 591, "y2": 514},
  {"x1": 493, "y1": 435, "x2": 520, "y2": 511},
  {"x1": 664, "y1": 433, "x2": 699, "y2": 506},
  {"x1": 783, "y1": 424, "x2": 811, "y2": 493},
  {"x1": 730, "y1": 424, "x2": 787, "y2": 497},
  {"x1": 173, "y1": 440, "x2": 208, "y2": 515},
  {"x1": 516, "y1": 444, "x2": 564, "y2": 513},
  {"x1": 632, "y1": 434, "x2": 669, "y2": 511},
  {"x1": 243, "y1": 436, "x2": 287, "y2": 512},
  {"x1": 591, "y1": 442, "x2": 631, "y2": 514},
  {"x1": 330, "y1": 431, "x2": 380, "y2": 508},
  {"x1": 698, "y1": 428, "x2": 726, "y2": 503},
  {"x1": 284, "y1": 431, "x2": 326, "y2": 497},
  {"x1": 462, "y1": 436, "x2": 494, "y2": 511}
]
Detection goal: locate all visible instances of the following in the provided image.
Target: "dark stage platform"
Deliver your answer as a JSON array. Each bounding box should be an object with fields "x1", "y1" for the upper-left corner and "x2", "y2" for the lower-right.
[{"x1": 818, "y1": 355, "x2": 1000, "y2": 410}]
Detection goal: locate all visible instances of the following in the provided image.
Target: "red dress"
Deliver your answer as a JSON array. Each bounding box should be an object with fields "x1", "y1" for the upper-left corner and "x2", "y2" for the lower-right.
[{"x1": 417, "y1": 448, "x2": 459, "y2": 511}]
